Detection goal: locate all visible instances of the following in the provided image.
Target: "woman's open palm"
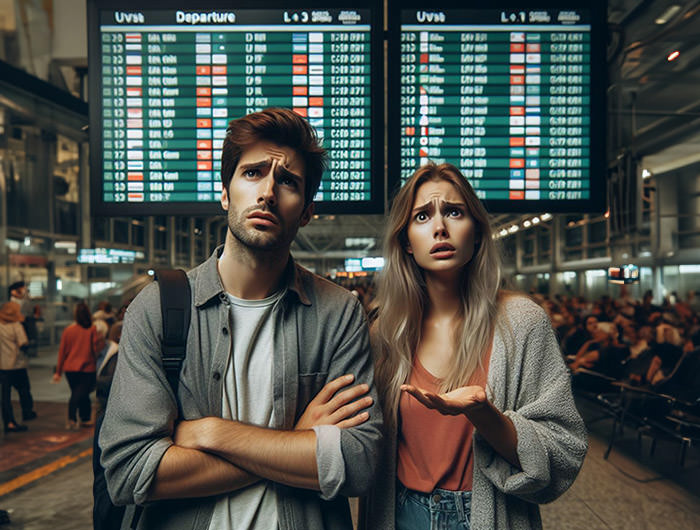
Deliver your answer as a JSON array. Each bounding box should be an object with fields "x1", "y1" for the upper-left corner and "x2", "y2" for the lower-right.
[{"x1": 401, "y1": 384, "x2": 489, "y2": 416}]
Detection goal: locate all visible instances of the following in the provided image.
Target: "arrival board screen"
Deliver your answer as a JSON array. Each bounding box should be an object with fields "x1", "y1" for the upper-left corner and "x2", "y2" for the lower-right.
[
  {"x1": 88, "y1": 1, "x2": 382, "y2": 215},
  {"x1": 389, "y1": 1, "x2": 606, "y2": 212}
]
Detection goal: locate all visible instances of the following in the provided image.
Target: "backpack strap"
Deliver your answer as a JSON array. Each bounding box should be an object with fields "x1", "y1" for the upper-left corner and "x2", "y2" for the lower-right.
[{"x1": 154, "y1": 269, "x2": 191, "y2": 397}]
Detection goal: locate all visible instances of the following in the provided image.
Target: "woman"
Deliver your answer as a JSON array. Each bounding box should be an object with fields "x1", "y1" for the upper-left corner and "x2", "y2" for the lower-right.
[
  {"x1": 0, "y1": 301, "x2": 34, "y2": 433},
  {"x1": 54, "y1": 302, "x2": 102, "y2": 430},
  {"x1": 361, "y1": 163, "x2": 587, "y2": 529}
]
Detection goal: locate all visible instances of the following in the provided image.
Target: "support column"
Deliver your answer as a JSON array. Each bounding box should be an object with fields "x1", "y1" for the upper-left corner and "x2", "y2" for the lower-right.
[
  {"x1": 168, "y1": 217, "x2": 176, "y2": 266},
  {"x1": 189, "y1": 217, "x2": 196, "y2": 268},
  {"x1": 0, "y1": 146, "x2": 8, "y2": 292},
  {"x1": 146, "y1": 217, "x2": 155, "y2": 265}
]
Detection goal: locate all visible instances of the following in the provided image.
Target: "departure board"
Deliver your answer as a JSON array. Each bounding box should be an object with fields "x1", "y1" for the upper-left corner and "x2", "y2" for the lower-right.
[
  {"x1": 388, "y1": 1, "x2": 606, "y2": 212},
  {"x1": 88, "y1": 1, "x2": 383, "y2": 215}
]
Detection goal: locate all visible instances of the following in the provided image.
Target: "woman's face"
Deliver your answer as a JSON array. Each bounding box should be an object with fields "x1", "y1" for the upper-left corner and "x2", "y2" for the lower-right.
[
  {"x1": 585, "y1": 316, "x2": 599, "y2": 335},
  {"x1": 405, "y1": 179, "x2": 478, "y2": 276}
]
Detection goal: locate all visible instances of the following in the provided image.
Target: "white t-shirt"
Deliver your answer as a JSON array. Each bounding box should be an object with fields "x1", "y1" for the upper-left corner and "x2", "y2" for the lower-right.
[{"x1": 207, "y1": 290, "x2": 283, "y2": 530}]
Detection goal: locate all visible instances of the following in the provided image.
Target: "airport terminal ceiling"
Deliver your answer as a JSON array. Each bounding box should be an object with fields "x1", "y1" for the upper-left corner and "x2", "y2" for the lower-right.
[{"x1": 2, "y1": 0, "x2": 700, "y2": 255}]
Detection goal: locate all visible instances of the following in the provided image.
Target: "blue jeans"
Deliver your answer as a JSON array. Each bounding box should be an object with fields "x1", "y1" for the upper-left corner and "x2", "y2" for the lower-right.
[{"x1": 396, "y1": 483, "x2": 472, "y2": 530}]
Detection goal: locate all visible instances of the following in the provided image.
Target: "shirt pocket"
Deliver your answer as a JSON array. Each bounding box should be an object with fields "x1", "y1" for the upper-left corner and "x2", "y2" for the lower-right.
[{"x1": 297, "y1": 371, "x2": 329, "y2": 413}]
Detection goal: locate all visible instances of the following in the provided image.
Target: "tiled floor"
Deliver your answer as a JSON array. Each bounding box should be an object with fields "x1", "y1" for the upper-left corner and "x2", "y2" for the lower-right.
[{"x1": 540, "y1": 434, "x2": 700, "y2": 529}]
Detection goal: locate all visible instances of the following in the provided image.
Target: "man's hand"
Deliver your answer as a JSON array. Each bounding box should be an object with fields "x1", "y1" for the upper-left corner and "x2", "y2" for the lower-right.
[
  {"x1": 400, "y1": 384, "x2": 489, "y2": 417},
  {"x1": 295, "y1": 374, "x2": 373, "y2": 430}
]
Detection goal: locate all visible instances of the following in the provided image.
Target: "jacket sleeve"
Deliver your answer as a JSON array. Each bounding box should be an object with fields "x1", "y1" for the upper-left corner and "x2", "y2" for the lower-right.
[
  {"x1": 476, "y1": 306, "x2": 588, "y2": 504},
  {"x1": 99, "y1": 282, "x2": 176, "y2": 506},
  {"x1": 312, "y1": 299, "x2": 384, "y2": 499}
]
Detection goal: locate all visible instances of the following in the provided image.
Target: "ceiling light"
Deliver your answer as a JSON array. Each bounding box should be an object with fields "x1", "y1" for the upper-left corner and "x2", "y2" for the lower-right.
[
  {"x1": 523, "y1": 220, "x2": 531, "y2": 228},
  {"x1": 508, "y1": 225, "x2": 519, "y2": 233},
  {"x1": 642, "y1": 168, "x2": 652, "y2": 179},
  {"x1": 541, "y1": 213, "x2": 552, "y2": 221},
  {"x1": 499, "y1": 228, "x2": 508, "y2": 237},
  {"x1": 655, "y1": 5, "x2": 681, "y2": 25},
  {"x1": 532, "y1": 217, "x2": 540, "y2": 224},
  {"x1": 667, "y1": 50, "x2": 680, "y2": 61}
]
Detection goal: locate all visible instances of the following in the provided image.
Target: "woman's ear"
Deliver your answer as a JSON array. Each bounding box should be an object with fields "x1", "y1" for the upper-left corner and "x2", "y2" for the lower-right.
[{"x1": 405, "y1": 242, "x2": 413, "y2": 254}]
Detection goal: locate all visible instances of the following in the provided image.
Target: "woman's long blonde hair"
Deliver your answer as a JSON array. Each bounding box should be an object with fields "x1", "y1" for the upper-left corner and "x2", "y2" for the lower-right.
[{"x1": 374, "y1": 163, "x2": 502, "y2": 424}]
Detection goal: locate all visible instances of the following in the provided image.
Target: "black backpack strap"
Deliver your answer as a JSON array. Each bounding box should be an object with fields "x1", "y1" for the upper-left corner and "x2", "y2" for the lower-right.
[{"x1": 154, "y1": 269, "x2": 191, "y2": 397}]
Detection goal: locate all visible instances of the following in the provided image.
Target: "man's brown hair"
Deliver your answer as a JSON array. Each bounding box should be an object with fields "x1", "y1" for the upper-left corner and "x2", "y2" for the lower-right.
[{"x1": 220, "y1": 108, "x2": 327, "y2": 206}]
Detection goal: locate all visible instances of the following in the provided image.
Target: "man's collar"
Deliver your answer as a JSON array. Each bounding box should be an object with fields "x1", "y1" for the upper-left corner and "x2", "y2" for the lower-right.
[{"x1": 194, "y1": 245, "x2": 311, "y2": 307}]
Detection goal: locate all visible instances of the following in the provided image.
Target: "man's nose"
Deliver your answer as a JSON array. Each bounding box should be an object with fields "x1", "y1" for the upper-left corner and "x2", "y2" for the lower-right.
[{"x1": 258, "y1": 173, "x2": 277, "y2": 206}]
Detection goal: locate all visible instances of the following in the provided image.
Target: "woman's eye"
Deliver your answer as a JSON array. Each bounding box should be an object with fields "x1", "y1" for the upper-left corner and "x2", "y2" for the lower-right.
[
  {"x1": 243, "y1": 169, "x2": 259, "y2": 178},
  {"x1": 415, "y1": 211, "x2": 428, "y2": 222},
  {"x1": 447, "y1": 208, "x2": 462, "y2": 217}
]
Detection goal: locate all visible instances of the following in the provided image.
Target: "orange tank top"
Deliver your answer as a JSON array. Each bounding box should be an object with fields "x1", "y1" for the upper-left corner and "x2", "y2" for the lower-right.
[{"x1": 397, "y1": 347, "x2": 491, "y2": 493}]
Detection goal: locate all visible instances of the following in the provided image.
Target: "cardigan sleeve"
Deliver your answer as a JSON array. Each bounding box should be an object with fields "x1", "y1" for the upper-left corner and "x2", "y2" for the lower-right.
[{"x1": 476, "y1": 304, "x2": 588, "y2": 504}]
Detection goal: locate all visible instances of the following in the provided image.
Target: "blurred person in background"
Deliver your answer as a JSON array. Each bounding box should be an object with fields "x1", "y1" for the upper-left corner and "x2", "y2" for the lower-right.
[
  {"x1": 93, "y1": 301, "x2": 117, "y2": 330},
  {"x1": 53, "y1": 302, "x2": 103, "y2": 430},
  {"x1": 0, "y1": 301, "x2": 36, "y2": 433},
  {"x1": 8, "y1": 281, "x2": 38, "y2": 358},
  {"x1": 561, "y1": 314, "x2": 600, "y2": 358}
]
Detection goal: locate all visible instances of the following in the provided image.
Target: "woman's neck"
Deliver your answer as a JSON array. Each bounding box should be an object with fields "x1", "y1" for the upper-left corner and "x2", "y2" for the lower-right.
[{"x1": 424, "y1": 272, "x2": 462, "y2": 320}]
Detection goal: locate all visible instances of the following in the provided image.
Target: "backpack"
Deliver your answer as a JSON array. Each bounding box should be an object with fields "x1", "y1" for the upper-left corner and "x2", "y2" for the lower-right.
[{"x1": 93, "y1": 269, "x2": 192, "y2": 530}]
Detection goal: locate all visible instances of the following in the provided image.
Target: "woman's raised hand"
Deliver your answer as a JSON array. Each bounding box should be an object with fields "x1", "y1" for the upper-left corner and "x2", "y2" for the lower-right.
[{"x1": 400, "y1": 384, "x2": 489, "y2": 417}]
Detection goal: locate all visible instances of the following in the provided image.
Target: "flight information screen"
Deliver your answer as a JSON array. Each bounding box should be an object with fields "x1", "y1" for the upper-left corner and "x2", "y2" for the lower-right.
[
  {"x1": 388, "y1": 1, "x2": 606, "y2": 212},
  {"x1": 88, "y1": 1, "x2": 382, "y2": 215}
]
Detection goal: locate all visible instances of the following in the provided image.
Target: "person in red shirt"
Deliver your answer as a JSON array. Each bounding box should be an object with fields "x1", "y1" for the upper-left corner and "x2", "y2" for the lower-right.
[{"x1": 54, "y1": 302, "x2": 103, "y2": 430}]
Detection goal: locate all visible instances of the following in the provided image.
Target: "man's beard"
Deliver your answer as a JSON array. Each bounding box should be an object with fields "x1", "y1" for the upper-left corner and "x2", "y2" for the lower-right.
[{"x1": 227, "y1": 203, "x2": 297, "y2": 252}]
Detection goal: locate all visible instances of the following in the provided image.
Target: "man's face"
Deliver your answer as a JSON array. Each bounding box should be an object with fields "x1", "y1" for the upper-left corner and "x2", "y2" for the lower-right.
[
  {"x1": 11, "y1": 286, "x2": 26, "y2": 299},
  {"x1": 221, "y1": 140, "x2": 313, "y2": 252}
]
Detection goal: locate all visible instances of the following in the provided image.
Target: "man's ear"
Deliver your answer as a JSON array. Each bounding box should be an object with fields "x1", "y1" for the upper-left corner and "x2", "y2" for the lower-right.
[
  {"x1": 299, "y1": 202, "x2": 314, "y2": 227},
  {"x1": 221, "y1": 185, "x2": 229, "y2": 212}
]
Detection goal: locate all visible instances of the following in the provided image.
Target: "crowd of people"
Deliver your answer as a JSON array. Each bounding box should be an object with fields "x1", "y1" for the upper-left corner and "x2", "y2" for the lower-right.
[{"x1": 534, "y1": 289, "x2": 700, "y2": 400}]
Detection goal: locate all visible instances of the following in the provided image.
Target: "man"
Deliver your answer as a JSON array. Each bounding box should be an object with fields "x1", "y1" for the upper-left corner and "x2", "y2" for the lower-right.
[
  {"x1": 8, "y1": 281, "x2": 38, "y2": 359},
  {"x1": 100, "y1": 108, "x2": 382, "y2": 530}
]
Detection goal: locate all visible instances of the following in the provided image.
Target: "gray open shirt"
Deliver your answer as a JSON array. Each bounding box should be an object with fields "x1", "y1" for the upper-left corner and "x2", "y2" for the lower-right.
[{"x1": 99, "y1": 246, "x2": 383, "y2": 530}]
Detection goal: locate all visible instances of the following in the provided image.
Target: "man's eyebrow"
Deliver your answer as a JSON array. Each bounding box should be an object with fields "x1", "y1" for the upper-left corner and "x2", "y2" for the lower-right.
[
  {"x1": 238, "y1": 159, "x2": 271, "y2": 172},
  {"x1": 237, "y1": 159, "x2": 302, "y2": 183},
  {"x1": 274, "y1": 164, "x2": 303, "y2": 184}
]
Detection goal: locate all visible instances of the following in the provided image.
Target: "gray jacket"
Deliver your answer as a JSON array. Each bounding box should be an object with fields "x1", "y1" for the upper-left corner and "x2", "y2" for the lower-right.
[
  {"x1": 360, "y1": 296, "x2": 587, "y2": 530},
  {"x1": 100, "y1": 247, "x2": 383, "y2": 530}
]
